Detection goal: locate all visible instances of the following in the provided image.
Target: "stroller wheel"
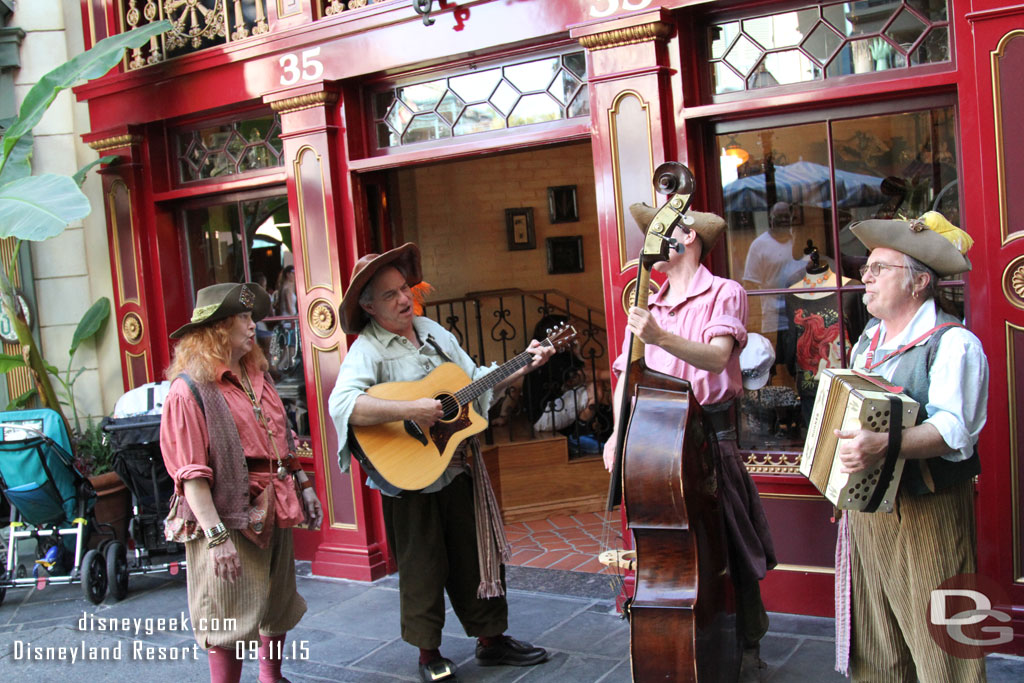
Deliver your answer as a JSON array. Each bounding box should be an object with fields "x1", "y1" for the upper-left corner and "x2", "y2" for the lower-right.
[
  {"x1": 16, "y1": 564, "x2": 27, "y2": 579},
  {"x1": 105, "y1": 542, "x2": 129, "y2": 601},
  {"x1": 81, "y1": 549, "x2": 108, "y2": 605}
]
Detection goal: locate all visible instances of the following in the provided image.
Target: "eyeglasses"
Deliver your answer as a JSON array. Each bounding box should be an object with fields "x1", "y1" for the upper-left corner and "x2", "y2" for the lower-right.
[{"x1": 859, "y1": 262, "x2": 908, "y2": 278}]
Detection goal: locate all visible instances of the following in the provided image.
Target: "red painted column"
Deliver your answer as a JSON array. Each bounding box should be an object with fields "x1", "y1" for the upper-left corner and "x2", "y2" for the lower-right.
[
  {"x1": 572, "y1": 8, "x2": 679, "y2": 609},
  {"x1": 266, "y1": 83, "x2": 391, "y2": 580},
  {"x1": 85, "y1": 127, "x2": 167, "y2": 391},
  {"x1": 961, "y1": 4, "x2": 1024, "y2": 655}
]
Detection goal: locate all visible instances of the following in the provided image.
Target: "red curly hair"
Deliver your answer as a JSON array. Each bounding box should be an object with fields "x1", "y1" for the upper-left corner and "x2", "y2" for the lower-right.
[{"x1": 166, "y1": 316, "x2": 268, "y2": 383}]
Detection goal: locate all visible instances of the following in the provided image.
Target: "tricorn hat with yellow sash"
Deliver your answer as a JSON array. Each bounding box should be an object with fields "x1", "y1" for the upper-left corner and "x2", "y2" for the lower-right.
[
  {"x1": 170, "y1": 282, "x2": 272, "y2": 339},
  {"x1": 850, "y1": 211, "x2": 973, "y2": 277}
]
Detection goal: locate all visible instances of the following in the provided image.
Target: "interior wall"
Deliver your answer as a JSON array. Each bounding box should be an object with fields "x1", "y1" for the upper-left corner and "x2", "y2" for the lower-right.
[{"x1": 396, "y1": 142, "x2": 603, "y2": 312}]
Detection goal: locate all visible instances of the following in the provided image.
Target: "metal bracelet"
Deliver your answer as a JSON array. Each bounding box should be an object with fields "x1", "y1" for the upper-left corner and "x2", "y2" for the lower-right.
[{"x1": 204, "y1": 522, "x2": 227, "y2": 539}]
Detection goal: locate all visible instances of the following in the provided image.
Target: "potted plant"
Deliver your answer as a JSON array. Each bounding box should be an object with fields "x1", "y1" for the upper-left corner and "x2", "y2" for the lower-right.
[{"x1": 73, "y1": 417, "x2": 130, "y2": 546}]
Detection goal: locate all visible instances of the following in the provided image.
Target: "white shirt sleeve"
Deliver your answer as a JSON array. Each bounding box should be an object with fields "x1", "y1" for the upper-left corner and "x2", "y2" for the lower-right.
[
  {"x1": 327, "y1": 339, "x2": 379, "y2": 473},
  {"x1": 923, "y1": 327, "x2": 989, "y2": 462}
]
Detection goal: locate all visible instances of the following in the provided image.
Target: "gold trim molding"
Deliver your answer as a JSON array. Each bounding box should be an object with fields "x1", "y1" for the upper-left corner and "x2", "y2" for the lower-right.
[
  {"x1": 270, "y1": 91, "x2": 339, "y2": 115},
  {"x1": 308, "y1": 298, "x2": 337, "y2": 337},
  {"x1": 578, "y1": 22, "x2": 672, "y2": 51},
  {"x1": 745, "y1": 452, "x2": 802, "y2": 475},
  {"x1": 121, "y1": 312, "x2": 144, "y2": 344},
  {"x1": 88, "y1": 134, "x2": 143, "y2": 152},
  {"x1": 1007, "y1": 322, "x2": 1023, "y2": 582},
  {"x1": 1003, "y1": 257, "x2": 1024, "y2": 310},
  {"x1": 992, "y1": 30, "x2": 1024, "y2": 246}
]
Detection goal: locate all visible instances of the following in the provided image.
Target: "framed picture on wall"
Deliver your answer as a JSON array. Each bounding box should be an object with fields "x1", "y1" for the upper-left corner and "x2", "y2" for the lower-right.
[
  {"x1": 505, "y1": 208, "x2": 535, "y2": 250},
  {"x1": 546, "y1": 236, "x2": 584, "y2": 274},
  {"x1": 547, "y1": 185, "x2": 579, "y2": 223}
]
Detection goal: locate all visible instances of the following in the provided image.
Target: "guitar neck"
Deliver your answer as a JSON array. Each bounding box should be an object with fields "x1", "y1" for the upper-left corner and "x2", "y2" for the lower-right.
[{"x1": 454, "y1": 339, "x2": 552, "y2": 406}]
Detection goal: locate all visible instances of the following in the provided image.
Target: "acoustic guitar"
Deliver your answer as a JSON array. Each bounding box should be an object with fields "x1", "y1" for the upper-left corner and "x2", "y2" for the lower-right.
[{"x1": 350, "y1": 324, "x2": 577, "y2": 491}]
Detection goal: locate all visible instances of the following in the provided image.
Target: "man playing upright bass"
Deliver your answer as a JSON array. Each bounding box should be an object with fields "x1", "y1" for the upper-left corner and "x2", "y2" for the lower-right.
[{"x1": 604, "y1": 202, "x2": 777, "y2": 682}]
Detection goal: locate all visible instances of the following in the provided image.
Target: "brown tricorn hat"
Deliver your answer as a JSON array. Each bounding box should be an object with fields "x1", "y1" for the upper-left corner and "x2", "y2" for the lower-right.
[
  {"x1": 629, "y1": 203, "x2": 727, "y2": 256},
  {"x1": 850, "y1": 211, "x2": 972, "y2": 277},
  {"x1": 338, "y1": 243, "x2": 423, "y2": 334},
  {"x1": 170, "y1": 282, "x2": 271, "y2": 339}
]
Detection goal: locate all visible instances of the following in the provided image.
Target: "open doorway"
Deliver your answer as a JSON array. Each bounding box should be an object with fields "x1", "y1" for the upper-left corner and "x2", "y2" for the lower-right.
[{"x1": 358, "y1": 141, "x2": 613, "y2": 520}]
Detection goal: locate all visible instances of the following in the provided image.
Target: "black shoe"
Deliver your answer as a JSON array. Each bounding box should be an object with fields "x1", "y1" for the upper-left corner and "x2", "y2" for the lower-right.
[
  {"x1": 739, "y1": 644, "x2": 767, "y2": 683},
  {"x1": 419, "y1": 657, "x2": 457, "y2": 682},
  {"x1": 475, "y1": 636, "x2": 548, "y2": 667}
]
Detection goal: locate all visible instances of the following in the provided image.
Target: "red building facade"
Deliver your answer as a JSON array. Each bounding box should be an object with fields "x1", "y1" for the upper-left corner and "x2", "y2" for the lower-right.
[{"x1": 76, "y1": 0, "x2": 1024, "y2": 652}]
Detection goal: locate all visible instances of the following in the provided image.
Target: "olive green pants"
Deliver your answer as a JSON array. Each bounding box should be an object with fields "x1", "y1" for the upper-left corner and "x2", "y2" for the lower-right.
[{"x1": 381, "y1": 473, "x2": 508, "y2": 649}]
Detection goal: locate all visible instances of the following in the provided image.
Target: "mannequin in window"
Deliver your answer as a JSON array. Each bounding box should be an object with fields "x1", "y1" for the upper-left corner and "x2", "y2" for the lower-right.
[{"x1": 784, "y1": 241, "x2": 852, "y2": 426}]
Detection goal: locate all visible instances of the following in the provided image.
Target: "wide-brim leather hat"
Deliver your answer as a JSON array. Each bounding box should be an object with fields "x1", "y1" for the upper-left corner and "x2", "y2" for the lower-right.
[
  {"x1": 339, "y1": 243, "x2": 423, "y2": 334},
  {"x1": 850, "y1": 211, "x2": 972, "y2": 277},
  {"x1": 629, "y1": 203, "x2": 727, "y2": 255},
  {"x1": 170, "y1": 282, "x2": 271, "y2": 339}
]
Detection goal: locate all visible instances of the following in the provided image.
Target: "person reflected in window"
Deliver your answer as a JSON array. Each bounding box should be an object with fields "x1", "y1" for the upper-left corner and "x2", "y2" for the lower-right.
[
  {"x1": 742, "y1": 202, "x2": 806, "y2": 335},
  {"x1": 275, "y1": 265, "x2": 297, "y2": 317},
  {"x1": 523, "y1": 314, "x2": 612, "y2": 454}
]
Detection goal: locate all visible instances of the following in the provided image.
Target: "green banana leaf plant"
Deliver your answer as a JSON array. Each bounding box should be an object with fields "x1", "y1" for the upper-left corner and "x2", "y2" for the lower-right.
[{"x1": 0, "y1": 20, "x2": 171, "y2": 427}]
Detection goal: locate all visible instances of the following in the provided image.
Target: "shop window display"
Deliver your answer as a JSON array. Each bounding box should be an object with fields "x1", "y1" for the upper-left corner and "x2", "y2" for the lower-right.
[
  {"x1": 717, "y1": 104, "x2": 961, "y2": 452},
  {"x1": 181, "y1": 193, "x2": 309, "y2": 439}
]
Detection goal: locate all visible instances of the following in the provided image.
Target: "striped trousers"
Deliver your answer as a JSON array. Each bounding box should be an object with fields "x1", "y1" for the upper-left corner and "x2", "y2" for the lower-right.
[
  {"x1": 185, "y1": 527, "x2": 307, "y2": 649},
  {"x1": 848, "y1": 479, "x2": 985, "y2": 682}
]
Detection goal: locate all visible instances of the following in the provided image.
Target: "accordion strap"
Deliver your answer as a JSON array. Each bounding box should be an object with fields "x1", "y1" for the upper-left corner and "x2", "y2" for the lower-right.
[{"x1": 863, "y1": 395, "x2": 903, "y2": 513}]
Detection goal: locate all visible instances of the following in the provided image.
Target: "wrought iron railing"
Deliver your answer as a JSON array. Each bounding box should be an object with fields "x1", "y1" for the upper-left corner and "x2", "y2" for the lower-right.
[{"x1": 423, "y1": 289, "x2": 611, "y2": 458}]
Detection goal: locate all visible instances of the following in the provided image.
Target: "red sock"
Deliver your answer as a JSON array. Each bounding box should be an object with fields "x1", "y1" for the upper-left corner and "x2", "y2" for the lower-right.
[
  {"x1": 259, "y1": 634, "x2": 286, "y2": 683},
  {"x1": 207, "y1": 646, "x2": 243, "y2": 683},
  {"x1": 478, "y1": 635, "x2": 503, "y2": 647},
  {"x1": 419, "y1": 647, "x2": 442, "y2": 664}
]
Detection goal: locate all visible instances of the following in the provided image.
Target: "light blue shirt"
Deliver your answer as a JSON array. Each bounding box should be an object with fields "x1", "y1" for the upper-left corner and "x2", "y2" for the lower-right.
[
  {"x1": 327, "y1": 316, "x2": 498, "y2": 494},
  {"x1": 852, "y1": 302, "x2": 988, "y2": 462}
]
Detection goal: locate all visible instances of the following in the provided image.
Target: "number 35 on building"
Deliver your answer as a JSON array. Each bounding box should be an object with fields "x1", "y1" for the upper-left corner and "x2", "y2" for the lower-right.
[
  {"x1": 590, "y1": 0, "x2": 653, "y2": 18},
  {"x1": 279, "y1": 48, "x2": 324, "y2": 86}
]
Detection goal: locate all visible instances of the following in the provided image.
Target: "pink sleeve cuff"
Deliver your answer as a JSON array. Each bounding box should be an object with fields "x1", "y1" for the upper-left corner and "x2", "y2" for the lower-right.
[
  {"x1": 703, "y1": 316, "x2": 747, "y2": 347},
  {"x1": 173, "y1": 465, "x2": 213, "y2": 496}
]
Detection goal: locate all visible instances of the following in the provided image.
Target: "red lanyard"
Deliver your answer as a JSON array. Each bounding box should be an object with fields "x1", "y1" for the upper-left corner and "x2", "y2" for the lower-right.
[{"x1": 864, "y1": 322, "x2": 962, "y2": 371}]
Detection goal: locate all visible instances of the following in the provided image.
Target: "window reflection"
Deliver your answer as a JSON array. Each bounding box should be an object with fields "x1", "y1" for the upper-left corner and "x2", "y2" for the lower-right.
[
  {"x1": 718, "y1": 104, "x2": 960, "y2": 451},
  {"x1": 182, "y1": 193, "x2": 309, "y2": 439}
]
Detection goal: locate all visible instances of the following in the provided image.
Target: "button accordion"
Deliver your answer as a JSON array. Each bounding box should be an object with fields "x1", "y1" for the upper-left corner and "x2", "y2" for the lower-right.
[{"x1": 800, "y1": 368, "x2": 920, "y2": 513}]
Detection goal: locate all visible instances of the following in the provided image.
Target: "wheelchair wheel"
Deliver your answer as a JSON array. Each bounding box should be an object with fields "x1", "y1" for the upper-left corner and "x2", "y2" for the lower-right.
[
  {"x1": 105, "y1": 541, "x2": 129, "y2": 601},
  {"x1": 81, "y1": 549, "x2": 107, "y2": 605}
]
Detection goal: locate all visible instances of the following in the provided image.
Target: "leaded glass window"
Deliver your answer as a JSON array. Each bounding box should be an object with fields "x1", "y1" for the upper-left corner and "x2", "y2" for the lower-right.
[
  {"x1": 709, "y1": 1, "x2": 950, "y2": 96},
  {"x1": 371, "y1": 50, "x2": 589, "y2": 150},
  {"x1": 175, "y1": 114, "x2": 284, "y2": 183}
]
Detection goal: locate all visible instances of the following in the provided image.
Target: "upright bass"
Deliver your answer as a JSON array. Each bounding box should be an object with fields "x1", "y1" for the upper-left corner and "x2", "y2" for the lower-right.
[{"x1": 606, "y1": 163, "x2": 740, "y2": 682}]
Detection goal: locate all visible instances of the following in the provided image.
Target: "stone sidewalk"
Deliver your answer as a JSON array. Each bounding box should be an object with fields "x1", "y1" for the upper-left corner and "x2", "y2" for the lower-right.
[{"x1": 1, "y1": 561, "x2": 1021, "y2": 682}]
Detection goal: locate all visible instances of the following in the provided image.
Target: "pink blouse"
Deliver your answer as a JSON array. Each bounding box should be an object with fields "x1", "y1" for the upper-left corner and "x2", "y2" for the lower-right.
[
  {"x1": 612, "y1": 264, "x2": 748, "y2": 405},
  {"x1": 160, "y1": 360, "x2": 303, "y2": 527}
]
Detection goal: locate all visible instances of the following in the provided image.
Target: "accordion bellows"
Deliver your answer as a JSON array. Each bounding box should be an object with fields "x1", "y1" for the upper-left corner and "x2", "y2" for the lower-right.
[{"x1": 800, "y1": 369, "x2": 920, "y2": 513}]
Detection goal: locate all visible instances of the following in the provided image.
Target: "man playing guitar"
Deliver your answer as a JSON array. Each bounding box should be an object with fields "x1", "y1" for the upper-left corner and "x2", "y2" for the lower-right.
[{"x1": 327, "y1": 243, "x2": 552, "y2": 683}]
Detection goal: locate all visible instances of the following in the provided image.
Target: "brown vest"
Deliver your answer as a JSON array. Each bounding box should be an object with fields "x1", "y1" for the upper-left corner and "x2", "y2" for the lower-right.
[{"x1": 174, "y1": 373, "x2": 256, "y2": 528}]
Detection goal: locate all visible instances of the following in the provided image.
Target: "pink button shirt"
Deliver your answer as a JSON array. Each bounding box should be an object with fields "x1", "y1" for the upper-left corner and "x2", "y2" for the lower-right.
[
  {"x1": 612, "y1": 264, "x2": 748, "y2": 405},
  {"x1": 160, "y1": 361, "x2": 303, "y2": 527}
]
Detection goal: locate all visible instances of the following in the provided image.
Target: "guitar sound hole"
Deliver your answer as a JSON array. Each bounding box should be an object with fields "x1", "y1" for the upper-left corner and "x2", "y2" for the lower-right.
[{"x1": 437, "y1": 392, "x2": 460, "y2": 421}]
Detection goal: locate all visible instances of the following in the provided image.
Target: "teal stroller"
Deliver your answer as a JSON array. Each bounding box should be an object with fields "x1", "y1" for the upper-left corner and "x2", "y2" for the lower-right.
[{"x1": 0, "y1": 408, "x2": 124, "y2": 605}]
